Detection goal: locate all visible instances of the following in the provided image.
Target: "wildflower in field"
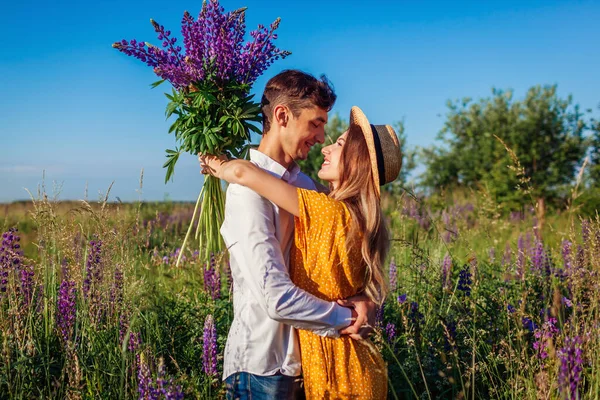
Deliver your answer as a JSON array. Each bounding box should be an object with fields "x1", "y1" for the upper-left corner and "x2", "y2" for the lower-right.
[
  {"x1": 388, "y1": 258, "x2": 397, "y2": 292},
  {"x1": 558, "y1": 336, "x2": 583, "y2": 399},
  {"x1": 457, "y1": 265, "x2": 472, "y2": 296},
  {"x1": 581, "y1": 220, "x2": 590, "y2": 245},
  {"x1": 488, "y1": 247, "x2": 495, "y2": 264},
  {"x1": 202, "y1": 314, "x2": 218, "y2": 376},
  {"x1": 203, "y1": 254, "x2": 221, "y2": 300},
  {"x1": 562, "y1": 239, "x2": 572, "y2": 272},
  {"x1": 517, "y1": 233, "x2": 526, "y2": 274},
  {"x1": 442, "y1": 319, "x2": 457, "y2": 351},
  {"x1": 397, "y1": 293, "x2": 407, "y2": 304},
  {"x1": 385, "y1": 322, "x2": 396, "y2": 342},
  {"x1": 507, "y1": 304, "x2": 516, "y2": 314},
  {"x1": 376, "y1": 302, "x2": 385, "y2": 328},
  {"x1": 562, "y1": 297, "x2": 573, "y2": 308},
  {"x1": 521, "y1": 317, "x2": 538, "y2": 332},
  {"x1": 57, "y1": 279, "x2": 77, "y2": 343},
  {"x1": 532, "y1": 317, "x2": 559, "y2": 359},
  {"x1": 83, "y1": 239, "x2": 103, "y2": 299},
  {"x1": 441, "y1": 254, "x2": 452, "y2": 290},
  {"x1": 501, "y1": 243, "x2": 512, "y2": 267}
]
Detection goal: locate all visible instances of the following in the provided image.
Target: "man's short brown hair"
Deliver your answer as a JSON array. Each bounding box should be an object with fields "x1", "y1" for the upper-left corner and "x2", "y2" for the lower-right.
[{"x1": 261, "y1": 70, "x2": 337, "y2": 133}]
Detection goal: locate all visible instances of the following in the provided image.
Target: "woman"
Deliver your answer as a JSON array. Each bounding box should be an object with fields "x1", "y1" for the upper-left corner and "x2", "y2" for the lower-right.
[{"x1": 201, "y1": 106, "x2": 401, "y2": 399}]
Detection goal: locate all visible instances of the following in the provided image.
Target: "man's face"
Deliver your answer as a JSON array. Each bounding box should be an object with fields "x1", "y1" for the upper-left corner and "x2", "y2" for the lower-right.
[{"x1": 281, "y1": 106, "x2": 328, "y2": 161}]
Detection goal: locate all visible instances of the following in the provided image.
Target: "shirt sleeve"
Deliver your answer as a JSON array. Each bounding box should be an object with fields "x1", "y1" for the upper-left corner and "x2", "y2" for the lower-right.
[{"x1": 220, "y1": 183, "x2": 352, "y2": 337}]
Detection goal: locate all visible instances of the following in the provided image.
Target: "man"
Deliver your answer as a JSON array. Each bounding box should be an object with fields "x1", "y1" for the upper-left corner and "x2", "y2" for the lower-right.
[{"x1": 209, "y1": 70, "x2": 376, "y2": 399}]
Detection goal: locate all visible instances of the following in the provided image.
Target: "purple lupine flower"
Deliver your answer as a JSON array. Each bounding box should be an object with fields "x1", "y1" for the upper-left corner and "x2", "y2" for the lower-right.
[
  {"x1": 457, "y1": 266, "x2": 472, "y2": 296},
  {"x1": 202, "y1": 314, "x2": 218, "y2": 376},
  {"x1": 488, "y1": 247, "x2": 495, "y2": 264},
  {"x1": 521, "y1": 317, "x2": 538, "y2": 332},
  {"x1": 507, "y1": 304, "x2": 516, "y2": 314},
  {"x1": 441, "y1": 254, "x2": 452, "y2": 290},
  {"x1": 397, "y1": 293, "x2": 407, "y2": 304},
  {"x1": 57, "y1": 279, "x2": 77, "y2": 343},
  {"x1": 375, "y1": 302, "x2": 385, "y2": 329},
  {"x1": 388, "y1": 258, "x2": 397, "y2": 292},
  {"x1": 562, "y1": 239, "x2": 572, "y2": 274},
  {"x1": 531, "y1": 241, "x2": 546, "y2": 275},
  {"x1": 443, "y1": 319, "x2": 457, "y2": 351},
  {"x1": 0, "y1": 228, "x2": 33, "y2": 305},
  {"x1": 83, "y1": 239, "x2": 103, "y2": 299},
  {"x1": 582, "y1": 220, "x2": 590, "y2": 245},
  {"x1": 408, "y1": 302, "x2": 423, "y2": 325},
  {"x1": 113, "y1": 0, "x2": 290, "y2": 90},
  {"x1": 533, "y1": 317, "x2": 559, "y2": 359},
  {"x1": 385, "y1": 322, "x2": 396, "y2": 342},
  {"x1": 562, "y1": 297, "x2": 573, "y2": 308},
  {"x1": 225, "y1": 260, "x2": 233, "y2": 291},
  {"x1": 501, "y1": 243, "x2": 512, "y2": 268},
  {"x1": 110, "y1": 265, "x2": 124, "y2": 313},
  {"x1": 575, "y1": 245, "x2": 585, "y2": 270},
  {"x1": 558, "y1": 336, "x2": 583, "y2": 399},
  {"x1": 203, "y1": 254, "x2": 221, "y2": 300},
  {"x1": 137, "y1": 353, "x2": 155, "y2": 399},
  {"x1": 516, "y1": 234, "x2": 526, "y2": 275}
]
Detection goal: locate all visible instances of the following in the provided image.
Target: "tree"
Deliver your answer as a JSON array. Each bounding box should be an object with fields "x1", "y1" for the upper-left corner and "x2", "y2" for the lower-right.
[
  {"x1": 297, "y1": 114, "x2": 416, "y2": 190},
  {"x1": 589, "y1": 107, "x2": 600, "y2": 186},
  {"x1": 420, "y1": 85, "x2": 588, "y2": 213}
]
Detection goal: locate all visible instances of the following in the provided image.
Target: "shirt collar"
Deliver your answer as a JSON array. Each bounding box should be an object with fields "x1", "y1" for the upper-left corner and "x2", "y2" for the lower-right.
[{"x1": 249, "y1": 149, "x2": 301, "y2": 184}]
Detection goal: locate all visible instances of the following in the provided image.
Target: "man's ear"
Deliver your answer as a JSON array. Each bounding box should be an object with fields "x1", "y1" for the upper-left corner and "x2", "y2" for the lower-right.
[{"x1": 273, "y1": 104, "x2": 289, "y2": 127}]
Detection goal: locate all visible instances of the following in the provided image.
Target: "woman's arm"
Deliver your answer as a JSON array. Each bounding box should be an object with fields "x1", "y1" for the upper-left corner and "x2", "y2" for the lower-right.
[{"x1": 200, "y1": 154, "x2": 299, "y2": 217}]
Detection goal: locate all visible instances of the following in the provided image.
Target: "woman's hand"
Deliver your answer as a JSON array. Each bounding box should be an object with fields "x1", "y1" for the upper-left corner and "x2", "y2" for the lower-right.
[{"x1": 198, "y1": 153, "x2": 229, "y2": 179}]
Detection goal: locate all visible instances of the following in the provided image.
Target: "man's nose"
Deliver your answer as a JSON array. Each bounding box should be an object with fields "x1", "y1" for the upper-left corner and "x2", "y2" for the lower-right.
[{"x1": 316, "y1": 128, "x2": 325, "y2": 144}]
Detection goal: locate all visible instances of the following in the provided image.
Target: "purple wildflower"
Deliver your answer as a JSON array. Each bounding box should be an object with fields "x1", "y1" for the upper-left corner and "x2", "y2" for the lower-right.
[
  {"x1": 385, "y1": 322, "x2": 396, "y2": 342},
  {"x1": 375, "y1": 302, "x2": 385, "y2": 329},
  {"x1": 457, "y1": 265, "x2": 472, "y2": 296},
  {"x1": 57, "y1": 279, "x2": 77, "y2": 343},
  {"x1": 397, "y1": 293, "x2": 407, "y2": 304},
  {"x1": 558, "y1": 336, "x2": 583, "y2": 399},
  {"x1": 562, "y1": 297, "x2": 573, "y2": 308},
  {"x1": 532, "y1": 317, "x2": 559, "y2": 359},
  {"x1": 388, "y1": 258, "x2": 397, "y2": 292},
  {"x1": 507, "y1": 304, "x2": 516, "y2": 314},
  {"x1": 488, "y1": 247, "x2": 495, "y2": 264},
  {"x1": 203, "y1": 254, "x2": 221, "y2": 300},
  {"x1": 202, "y1": 314, "x2": 218, "y2": 376},
  {"x1": 113, "y1": 1, "x2": 290, "y2": 89},
  {"x1": 83, "y1": 239, "x2": 103, "y2": 299},
  {"x1": 501, "y1": 243, "x2": 512, "y2": 268},
  {"x1": 522, "y1": 317, "x2": 538, "y2": 332}
]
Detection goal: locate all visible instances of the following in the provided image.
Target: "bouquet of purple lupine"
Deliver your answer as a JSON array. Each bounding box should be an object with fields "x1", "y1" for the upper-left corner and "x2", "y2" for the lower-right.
[{"x1": 114, "y1": 0, "x2": 290, "y2": 264}]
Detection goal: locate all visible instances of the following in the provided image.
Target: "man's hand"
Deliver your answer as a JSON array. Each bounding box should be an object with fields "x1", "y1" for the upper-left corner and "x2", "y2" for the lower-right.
[{"x1": 337, "y1": 294, "x2": 377, "y2": 341}]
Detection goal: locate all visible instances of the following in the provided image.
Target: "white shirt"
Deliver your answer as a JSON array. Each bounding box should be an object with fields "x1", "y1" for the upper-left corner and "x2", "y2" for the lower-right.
[{"x1": 220, "y1": 149, "x2": 352, "y2": 380}]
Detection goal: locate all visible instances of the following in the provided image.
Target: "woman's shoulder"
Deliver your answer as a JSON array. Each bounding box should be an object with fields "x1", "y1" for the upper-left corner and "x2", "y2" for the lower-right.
[{"x1": 298, "y1": 188, "x2": 349, "y2": 216}]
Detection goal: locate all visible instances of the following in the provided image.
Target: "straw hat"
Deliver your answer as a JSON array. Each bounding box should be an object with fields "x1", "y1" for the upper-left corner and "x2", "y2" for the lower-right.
[{"x1": 348, "y1": 106, "x2": 402, "y2": 194}]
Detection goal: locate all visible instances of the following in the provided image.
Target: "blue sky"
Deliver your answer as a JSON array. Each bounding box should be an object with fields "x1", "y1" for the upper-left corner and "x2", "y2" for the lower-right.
[{"x1": 2, "y1": 0, "x2": 599, "y2": 202}]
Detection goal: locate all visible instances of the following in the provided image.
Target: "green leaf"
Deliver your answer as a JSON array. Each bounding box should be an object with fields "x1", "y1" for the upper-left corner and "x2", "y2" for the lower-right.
[{"x1": 151, "y1": 79, "x2": 165, "y2": 89}]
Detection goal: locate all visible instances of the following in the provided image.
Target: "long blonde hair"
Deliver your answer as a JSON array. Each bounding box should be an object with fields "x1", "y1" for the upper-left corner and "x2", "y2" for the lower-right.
[{"x1": 330, "y1": 128, "x2": 390, "y2": 305}]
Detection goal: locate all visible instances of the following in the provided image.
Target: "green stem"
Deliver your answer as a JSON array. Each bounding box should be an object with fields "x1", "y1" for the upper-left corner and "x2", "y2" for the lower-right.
[{"x1": 176, "y1": 185, "x2": 204, "y2": 268}]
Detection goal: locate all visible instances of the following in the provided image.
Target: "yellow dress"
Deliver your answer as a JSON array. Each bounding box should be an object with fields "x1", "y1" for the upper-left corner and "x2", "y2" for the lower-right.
[{"x1": 291, "y1": 189, "x2": 387, "y2": 399}]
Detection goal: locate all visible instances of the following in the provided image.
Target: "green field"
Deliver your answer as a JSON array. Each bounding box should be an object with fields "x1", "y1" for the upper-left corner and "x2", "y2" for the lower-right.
[{"x1": 1, "y1": 189, "x2": 598, "y2": 399}]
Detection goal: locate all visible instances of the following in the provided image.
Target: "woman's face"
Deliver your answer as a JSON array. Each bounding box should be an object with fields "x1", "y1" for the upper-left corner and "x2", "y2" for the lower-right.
[{"x1": 317, "y1": 130, "x2": 348, "y2": 189}]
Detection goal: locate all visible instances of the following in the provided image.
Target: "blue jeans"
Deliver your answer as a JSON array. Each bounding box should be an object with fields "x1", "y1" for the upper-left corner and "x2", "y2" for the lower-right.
[{"x1": 225, "y1": 372, "x2": 304, "y2": 400}]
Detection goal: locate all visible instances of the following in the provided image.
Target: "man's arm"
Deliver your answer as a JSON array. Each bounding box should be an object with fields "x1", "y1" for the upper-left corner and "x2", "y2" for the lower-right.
[{"x1": 222, "y1": 184, "x2": 352, "y2": 337}]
